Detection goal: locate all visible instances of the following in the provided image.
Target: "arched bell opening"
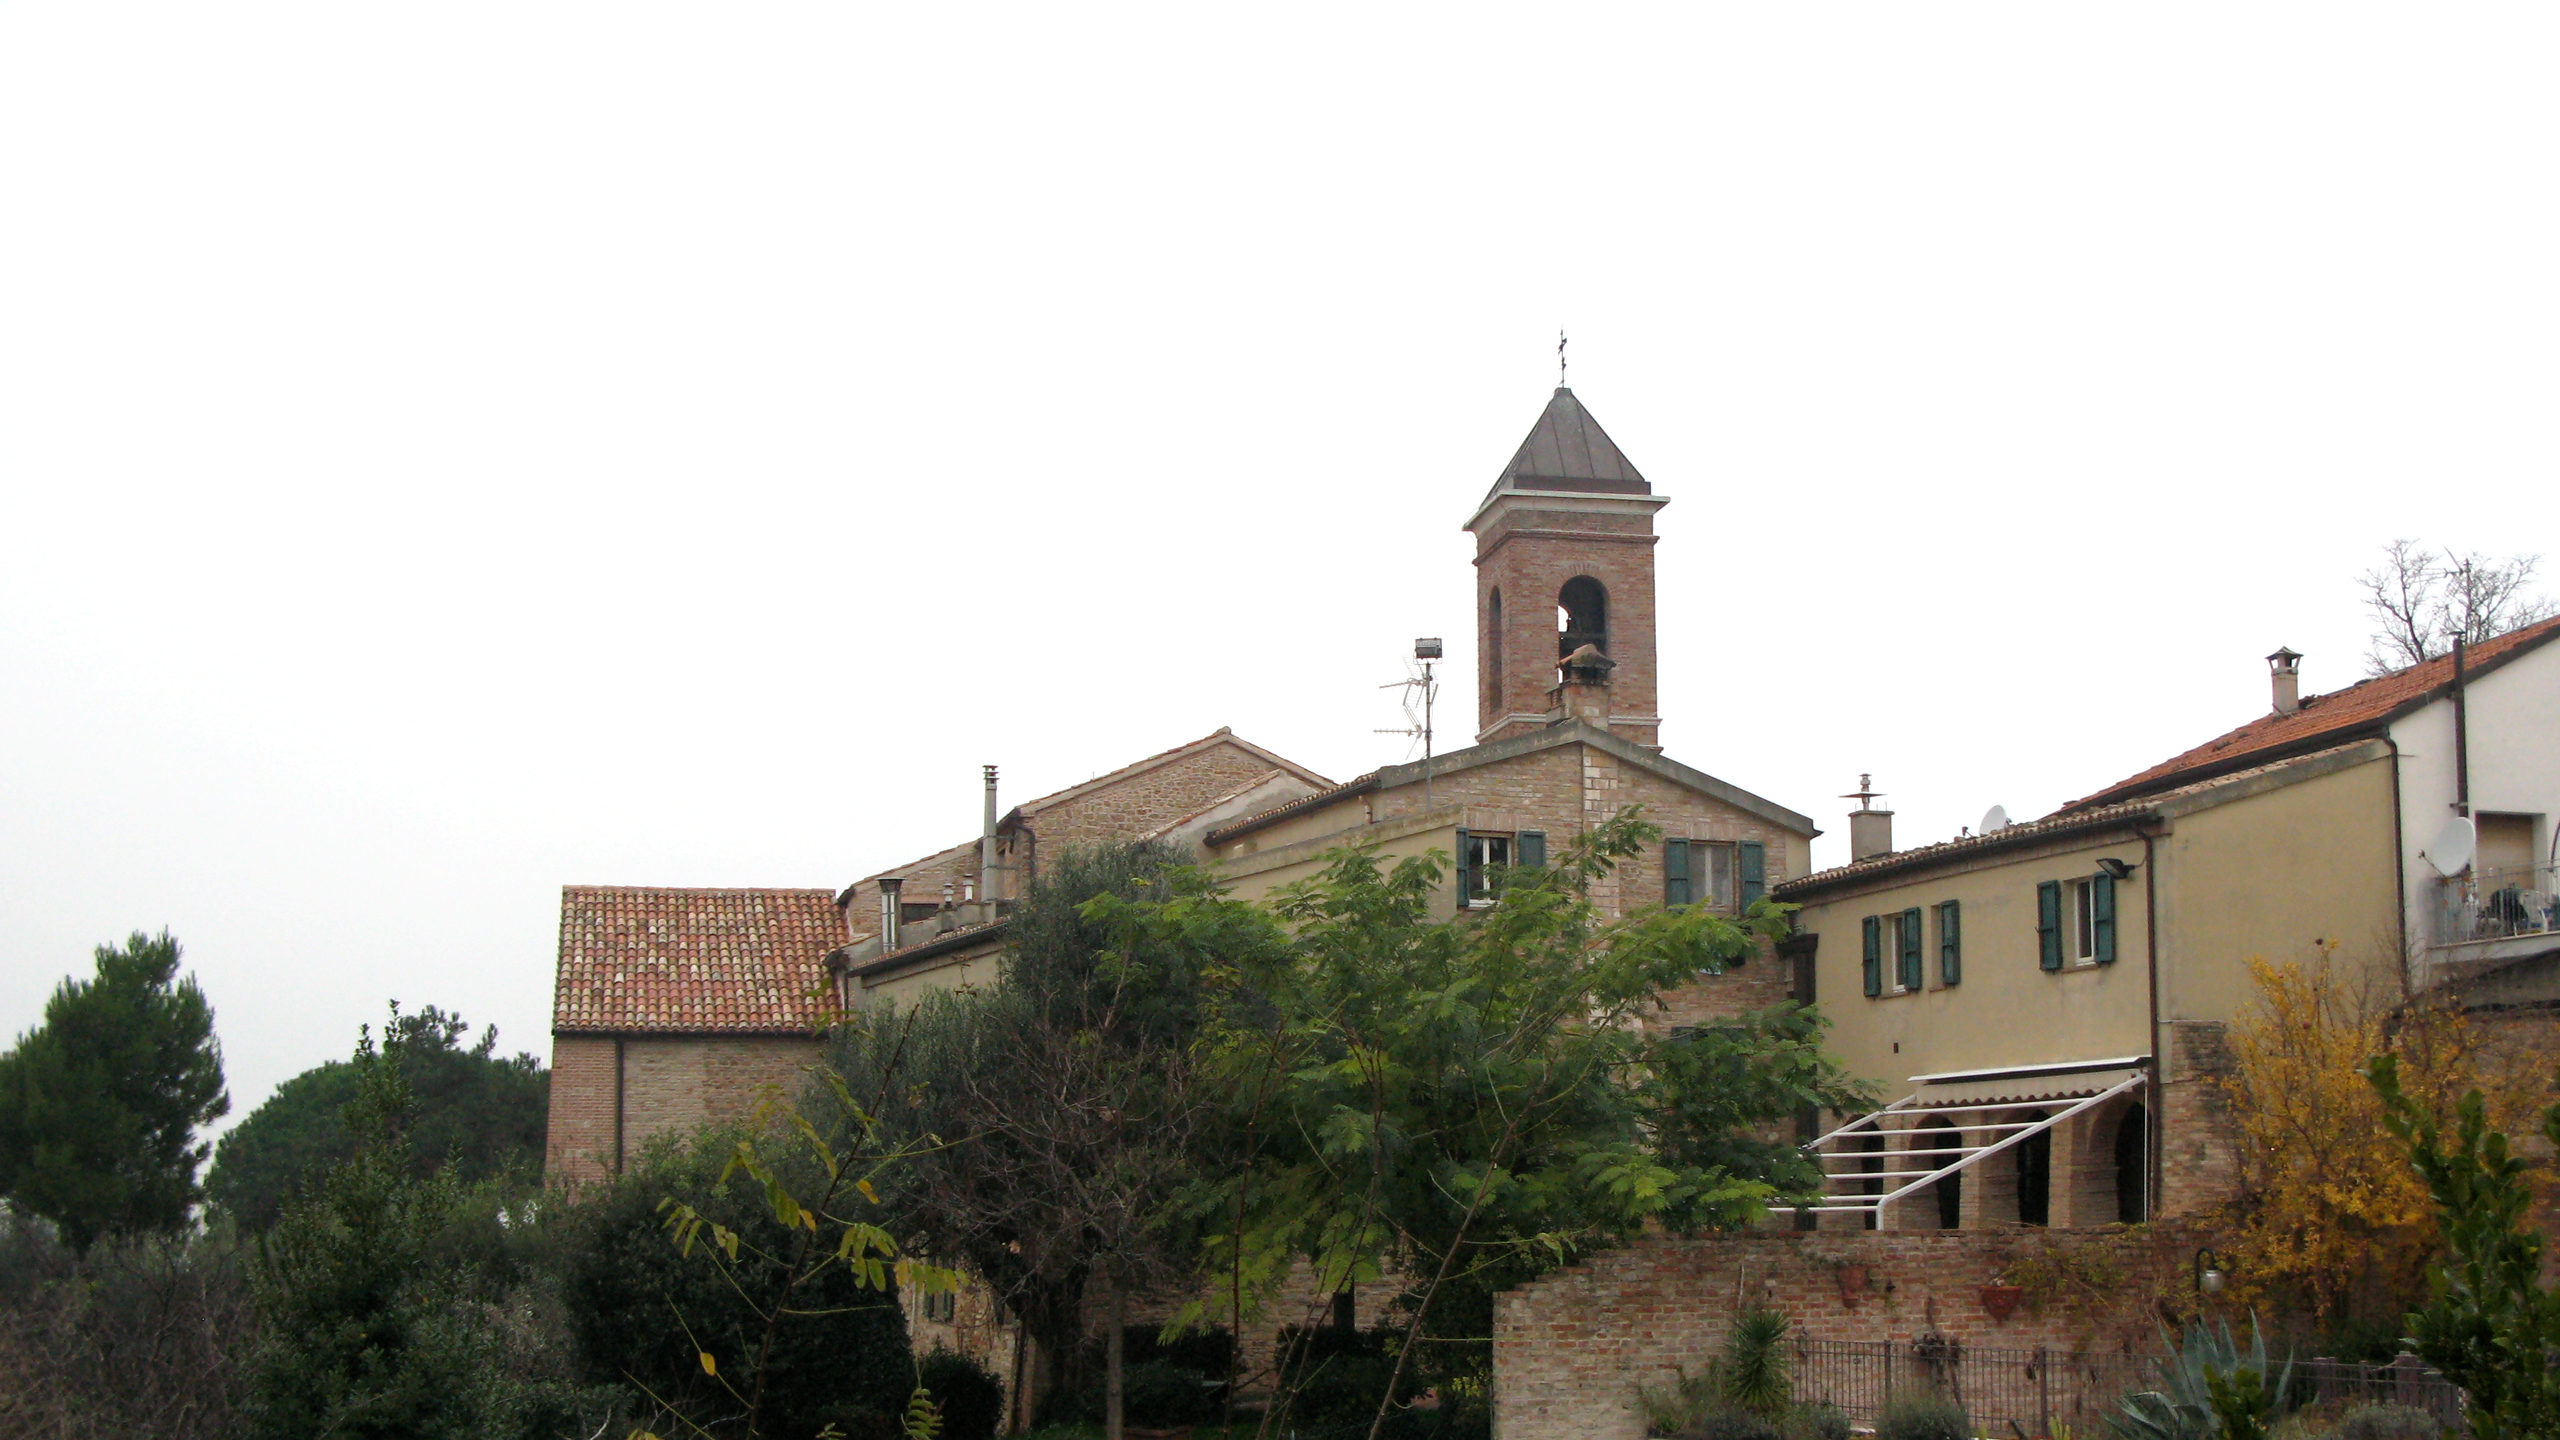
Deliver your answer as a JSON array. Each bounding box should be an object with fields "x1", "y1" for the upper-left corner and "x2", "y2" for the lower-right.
[{"x1": 1557, "y1": 576, "x2": 1608, "y2": 657}]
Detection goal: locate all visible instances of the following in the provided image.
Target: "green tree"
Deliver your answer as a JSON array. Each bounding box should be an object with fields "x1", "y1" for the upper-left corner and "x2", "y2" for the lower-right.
[
  {"x1": 2366, "y1": 1055, "x2": 2560, "y2": 1440},
  {"x1": 826, "y1": 841, "x2": 1251, "y2": 1437},
  {"x1": 245, "y1": 1017, "x2": 613, "y2": 1440},
  {"x1": 1109, "y1": 810, "x2": 1873, "y2": 1439},
  {"x1": 208, "y1": 1004, "x2": 547, "y2": 1230},
  {"x1": 0, "y1": 931, "x2": 228, "y2": 1249}
]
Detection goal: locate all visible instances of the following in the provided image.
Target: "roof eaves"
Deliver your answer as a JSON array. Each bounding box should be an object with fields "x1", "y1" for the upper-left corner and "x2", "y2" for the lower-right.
[
  {"x1": 1771, "y1": 805, "x2": 2160, "y2": 902},
  {"x1": 1205, "y1": 771, "x2": 1384, "y2": 846}
]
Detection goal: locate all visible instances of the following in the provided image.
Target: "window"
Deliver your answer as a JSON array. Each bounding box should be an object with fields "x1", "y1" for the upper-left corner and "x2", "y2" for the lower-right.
[
  {"x1": 2071, "y1": 874, "x2": 2118, "y2": 965},
  {"x1": 2036, "y1": 880, "x2": 2065, "y2": 971},
  {"x1": 1456, "y1": 829, "x2": 1542, "y2": 906},
  {"x1": 1461, "y1": 832, "x2": 1510, "y2": 905},
  {"x1": 1862, "y1": 915, "x2": 1883, "y2": 996},
  {"x1": 1486, "y1": 588, "x2": 1504, "y2": 700},
  {"x1": 1896, "y1": 908, "x2": 1924, "y2": 992},
  {"x1": 1664, "y1": 839, "x2": 1740, "y2": 908},
  {"x1": 1936, "y1": 900, "x2": 1961, "y2": 985}
]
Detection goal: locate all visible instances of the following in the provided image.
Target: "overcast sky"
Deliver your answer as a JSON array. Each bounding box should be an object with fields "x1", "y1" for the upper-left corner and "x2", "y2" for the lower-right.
[{"x1": 4, "y1": 4, "x2": 2555, "y2": 1137}]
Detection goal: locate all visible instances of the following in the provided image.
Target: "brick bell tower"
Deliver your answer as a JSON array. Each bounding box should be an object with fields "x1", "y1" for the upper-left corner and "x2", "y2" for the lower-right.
[{"x1": 1465, "y1": 386, "x2": 1667, "y2": 748}]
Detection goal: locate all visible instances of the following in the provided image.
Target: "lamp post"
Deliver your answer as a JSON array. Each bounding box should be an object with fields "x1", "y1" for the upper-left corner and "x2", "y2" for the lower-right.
[{"x1": 2194, "y1": 1248, "x2": 2229, "y2": 1300}]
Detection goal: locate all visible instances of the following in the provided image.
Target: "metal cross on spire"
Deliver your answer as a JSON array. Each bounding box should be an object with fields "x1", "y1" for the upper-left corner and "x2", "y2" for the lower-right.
[{"x1": 1558, "y1": 329, "x2": 1568, "y2": 386}]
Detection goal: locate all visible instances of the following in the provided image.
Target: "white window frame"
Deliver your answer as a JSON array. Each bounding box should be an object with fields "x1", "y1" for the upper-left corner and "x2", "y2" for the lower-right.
[
  {"x1": 2073, "y1": 879, "x2": 2097, "y2": 963},
  {"x1": 1465, "y1": 832, "x2": 1513, "y2": 907}
]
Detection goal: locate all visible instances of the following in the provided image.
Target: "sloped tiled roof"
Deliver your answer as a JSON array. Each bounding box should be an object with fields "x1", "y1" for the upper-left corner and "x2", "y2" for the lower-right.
[
  {"x1": 2065, "y1": 615, "x2": 2560, "y2": 811},
  {"x1": 1776, "y1": 742, "x2": 2385, "y2": 901},
  {"x1": 554, "y1": 886, "x2": 842, "y2": 1034}
]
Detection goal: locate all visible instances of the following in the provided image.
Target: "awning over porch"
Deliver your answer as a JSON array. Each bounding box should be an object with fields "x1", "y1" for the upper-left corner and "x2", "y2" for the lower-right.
[{"x1": 1791, "y1": 1058, "x2": 2152, "y2": 1220}]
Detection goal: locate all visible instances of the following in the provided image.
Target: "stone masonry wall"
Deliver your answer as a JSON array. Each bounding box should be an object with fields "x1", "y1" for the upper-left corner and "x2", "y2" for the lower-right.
[
  {"x1": 1035, "y1": 740, "x2": 1293, "y2": 855},
  {"x1": 1493, "y1": 1228, "x2": 2186, "y2": 1440}
]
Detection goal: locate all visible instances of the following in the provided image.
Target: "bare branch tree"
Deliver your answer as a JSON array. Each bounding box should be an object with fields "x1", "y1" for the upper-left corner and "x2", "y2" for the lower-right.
[{"x1": 2359, "y1": 540, "x2": 2554, "y2": 675}]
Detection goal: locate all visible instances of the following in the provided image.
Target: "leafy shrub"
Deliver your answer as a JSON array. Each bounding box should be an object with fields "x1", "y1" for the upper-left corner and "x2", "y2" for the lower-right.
[
  {"x1": 1792, "y1": 1402, "x2": 1852, "y2": 1440},
  {"x1": 555, "y1": 1124, "x2": 913, "y2": 1440},
  {"x1": 1681, "y1": 1406, "x2": 1783, "y2": 1440},
  {"x1": 2336, "y1": 1404, "x2": 2438, "y2": 1440},
  {"x1": 918, "y1": 1348, "x2": 1005, "y2": 1440},
  {"x1": 1876, "y1": 1394, "x2": 1972, "y2": 1440}
]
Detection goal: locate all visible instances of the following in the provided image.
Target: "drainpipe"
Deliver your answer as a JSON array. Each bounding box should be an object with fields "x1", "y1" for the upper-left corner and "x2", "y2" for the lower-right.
[
  {"x1": 613, "y1": 1037, "x2": 627, "y2": 1176},
  {"x1": 2138, "y1": 824, "x2": 2163, "y2": 1224},
  {"x1": 2453, "y1": 635, "x2": 2471, "y2": 818},
  {"x1": 2388, "y1": 735, "x2": 2413, "y2": 998}
]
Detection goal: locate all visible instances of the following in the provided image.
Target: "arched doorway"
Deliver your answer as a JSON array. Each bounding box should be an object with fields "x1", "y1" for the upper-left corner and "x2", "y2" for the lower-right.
[
  {"x1": 2115, "y1": 1103, "x2": 2149, "y2": 1223},
  {"x1": 1847, "y1": 1129, "x2": 1884, "y2": 1231},
  {"x1": 2016, "y1": 1110, "x2": 2052, "y2": 1226},
  {"x1": 1919, "y1": 1116, "x2": 1962, "y2": 1229}
]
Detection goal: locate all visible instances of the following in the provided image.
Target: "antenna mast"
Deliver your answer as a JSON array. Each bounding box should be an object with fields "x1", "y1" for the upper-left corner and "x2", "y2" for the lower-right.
[{"x1": 1378, "y1": 638, "x2": 1444, "y2": 809}]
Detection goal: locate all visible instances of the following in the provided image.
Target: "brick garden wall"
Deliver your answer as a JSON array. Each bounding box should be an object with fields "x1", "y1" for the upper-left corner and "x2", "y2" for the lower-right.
[{"x1": 1492, "y1": 1228, "x2": 2185, "y2": 1440}]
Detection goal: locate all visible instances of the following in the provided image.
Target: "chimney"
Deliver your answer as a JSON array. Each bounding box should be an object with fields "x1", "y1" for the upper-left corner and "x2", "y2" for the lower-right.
[
  {"x1": 979, "y1": 765, "x2": 1000, "y2": 907},
  {"x1": 1550, "y1": 644, "x2": 1616, "y2": 730},
  {"x1": 2267, "y1": 647, "x2": 2302, "y2": 715},
  {"x1": 877, "y1": 877, "x2": 904, "y2": 951},
  {"x1": 1844, "y1": 774, "x2": 1894, "y2": 862}
]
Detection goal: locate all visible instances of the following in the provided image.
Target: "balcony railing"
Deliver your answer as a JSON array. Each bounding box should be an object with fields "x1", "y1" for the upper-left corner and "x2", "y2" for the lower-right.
[{"x1": 2431, "y1": 862, "x2": 2560, "y2": 949}]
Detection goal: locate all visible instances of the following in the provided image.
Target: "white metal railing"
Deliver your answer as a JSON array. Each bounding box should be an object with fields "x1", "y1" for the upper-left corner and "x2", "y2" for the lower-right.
[
  {"x1": 1791, "y1": 1072, "x2": 2149, "y2": 1219},
  {"x1": 2432, "y1": 862, "x2": 2560, "y2": 948}
]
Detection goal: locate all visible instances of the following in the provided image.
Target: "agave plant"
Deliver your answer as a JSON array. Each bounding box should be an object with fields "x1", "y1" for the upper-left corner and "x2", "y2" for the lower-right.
[
  {"x1": 2108, "y1": 1313, "x2": 2294, "y2": 1440},
  {"x1": 1718, "y1": 1307, "x2": 1794, "y2": 1416}
]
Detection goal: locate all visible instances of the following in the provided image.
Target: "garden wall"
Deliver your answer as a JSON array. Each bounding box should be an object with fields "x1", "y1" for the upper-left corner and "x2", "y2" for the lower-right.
[{"x1": 1491, "y1": 1227, "x2": 2190, "y2": 1440}]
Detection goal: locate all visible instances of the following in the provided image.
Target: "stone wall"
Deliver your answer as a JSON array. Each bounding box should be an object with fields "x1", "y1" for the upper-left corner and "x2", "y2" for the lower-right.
[{"x1": 1492, "y1": 1227, "x2": 2184, "y2": 1440}]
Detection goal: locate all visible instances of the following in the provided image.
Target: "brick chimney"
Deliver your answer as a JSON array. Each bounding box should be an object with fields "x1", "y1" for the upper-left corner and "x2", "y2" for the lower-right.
[
  {"x1": 877, "y1": 877, "x2": 904, "y2": 951},
  {"x1": 1550, "y1": 643, "x2": 1615, "y2": 730},
  {"x1": 1844, "y1": 774, "x2": 1893, "y2": 862},
  {"x1": 2267, "y1": 647, "x2": 2303, "y2": 716}
]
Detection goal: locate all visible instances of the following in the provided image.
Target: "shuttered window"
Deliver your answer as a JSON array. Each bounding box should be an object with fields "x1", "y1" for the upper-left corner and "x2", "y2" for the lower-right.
[
  {"x1": 1937, "y1": 900, "x2": 1962, "y2": 986},
  {"x1": 2091, "y1": 872, "x2": 2117, "y2": 964},
  {"x1": 1862, "y1": 915, "x2": 1882, "y2": 997},
  {"x1": 1664, "y1": 838, "x2": 1692, "y2": 906},
  {"x1": 1455, "y1": 828, "x2": 1476, "y2": 907},
  {"x1": 1739, "y1": 842, "x2": 1766, "y2": 907},
  {"x1": 2037, "y1": 880, "x2": 2064, "y2": 971},
  {"x1": 1517, "y1": 831, "x2": 1546, "y2": 869},
  {"x1": 1898, "y1": 907, "x2": 1924, "y2": 991}
]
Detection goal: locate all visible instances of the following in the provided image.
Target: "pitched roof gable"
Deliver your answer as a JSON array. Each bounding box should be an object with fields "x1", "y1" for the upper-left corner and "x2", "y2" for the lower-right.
[
  {"x1": 2064, "y1": 615, "x2": 2560, "y2": 811},
  {"x1": 554, "y1": 886, "x2": 841, "y2": 1035},
  {"x1": 1204, "y1": 722, "x2": 1816, "y2": 846}
]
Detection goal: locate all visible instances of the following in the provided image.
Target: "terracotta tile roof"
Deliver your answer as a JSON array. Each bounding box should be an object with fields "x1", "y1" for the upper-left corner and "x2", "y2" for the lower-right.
[
  {"x1": 2064, "y1": 615, "x2": 2560, "y2": 811},
  {"x1": 1776, "y1": 743, "x2": 2382, "y2": 901},
  {"x1": 554, "y1": 886, "x2": 843, "y2": 1034}
]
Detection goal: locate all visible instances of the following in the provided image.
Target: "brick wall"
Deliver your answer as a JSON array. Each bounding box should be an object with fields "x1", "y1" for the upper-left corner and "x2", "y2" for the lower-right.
[
  {"x1": 543, "y1": 1032, "x2": 822, "y2": 1187},
  {"x1": 546, "y1": 1035, "x2": 619, "y2": 1187},
  {"x1": 1474, "y1": 502, "x2": 1662, "y2": 748},
  {"x1": 1492, "y1": 1228, "x2": 2184, "y2": 1440},
  {"x1": 1034, "y1": 741, "x2": 1293, "y2": 855}
]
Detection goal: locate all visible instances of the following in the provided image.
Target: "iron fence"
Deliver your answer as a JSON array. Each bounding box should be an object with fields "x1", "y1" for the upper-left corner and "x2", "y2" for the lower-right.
[{"x1": 1788, "y1": 1337, "x2": 2465, "y2": 1438}]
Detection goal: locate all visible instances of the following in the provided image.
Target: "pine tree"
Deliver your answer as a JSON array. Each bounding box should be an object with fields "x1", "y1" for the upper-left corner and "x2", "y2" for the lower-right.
[{"x1": 0, "y1": 931, "x2": 228, "y2": 1248}]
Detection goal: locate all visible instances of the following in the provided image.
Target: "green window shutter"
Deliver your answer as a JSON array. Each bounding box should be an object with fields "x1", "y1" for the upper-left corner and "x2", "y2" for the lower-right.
[
  {"x1": 1899, "y1": 907, "x2": 1923, "y2": 990},
  {"x1": 2037, "y1": 880, "x2": 2063, "y2": 971},
  {"x1": 1739, "y1": 842, "x2": 1766, "y2": 908},
  {"x1": 1861, "y1": 916, "x2": 1882, "y2": 996},
  {"x1": 1939, "y1": 900, "x2": 1962, "y2": 986},
  {"x1": 1516, "y1": 831, "x2": 1546, "y2": 869},
  {"x1": 1455, "y1": 828, "x2": 1475, "y2": 906},
  {"x1": 1664, "y1": 838, "x2": 1692, "y2": 907},
  {"x1": 2092, "y1": 873, "x2": 2118, "y2": 964}
]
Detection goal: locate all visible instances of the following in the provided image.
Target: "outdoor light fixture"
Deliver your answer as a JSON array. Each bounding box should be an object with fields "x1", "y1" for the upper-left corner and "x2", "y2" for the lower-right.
[
  {"x1": 1414, "y1": 637, "x2": 1443, "y2": 660},
  {"x1": 2194, "y1": 1248, "x2": 2229, "y2": 1296},
  {"x1": 2097, "y1": 857, "x2": 2139, "y2": 881}
]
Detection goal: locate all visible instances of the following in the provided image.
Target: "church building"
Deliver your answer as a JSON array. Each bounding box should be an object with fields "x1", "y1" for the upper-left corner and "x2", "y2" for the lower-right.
[{"x1": 544, "y1": 383, "x2": 1814, "y2": 1179}]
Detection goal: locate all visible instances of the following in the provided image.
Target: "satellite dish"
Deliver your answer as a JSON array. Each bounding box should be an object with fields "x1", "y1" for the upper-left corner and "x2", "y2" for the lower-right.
[
  {"x1": 2426, "y1": 815, "x2": 2476, "y2": 877},
  {"x1": 1980, "y1": 805, "x2": 2011, "y2": 832}
]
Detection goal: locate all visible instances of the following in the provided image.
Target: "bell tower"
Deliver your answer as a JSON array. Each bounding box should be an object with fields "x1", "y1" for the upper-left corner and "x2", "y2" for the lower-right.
[{"x1": 1465, "y1": 387, "x2": 1667, "y2": 748}]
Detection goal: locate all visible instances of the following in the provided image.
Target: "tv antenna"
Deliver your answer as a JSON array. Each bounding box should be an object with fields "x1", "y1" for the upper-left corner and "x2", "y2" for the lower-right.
[{"x1": 1378, "y1": 637, "x2": 1443, "y2": 808}]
